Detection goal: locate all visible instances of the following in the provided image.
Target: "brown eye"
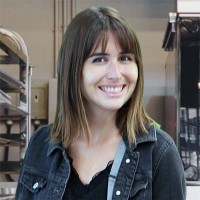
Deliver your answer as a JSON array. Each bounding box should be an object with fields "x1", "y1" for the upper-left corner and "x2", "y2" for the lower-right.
[
  {"x1": 120, "y1": 55, "x2": 132, "y2": 62},
  {"x1": 119, "y1": 54, "x2": 135, "y2": 63},
  {"x1": 93, "y1": 57, "x2": 107, "y2": 63}
]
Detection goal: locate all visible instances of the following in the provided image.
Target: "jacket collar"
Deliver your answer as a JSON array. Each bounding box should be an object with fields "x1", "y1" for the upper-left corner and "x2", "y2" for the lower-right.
[
  {"x1": 123, "y1": 124, "x2": 157, "y2": 152},
  {"x1": 47, "y1": 140, "x2": 64, "y2": 157},
  {"x1": 136, "y1": 124, "x2": 157, "y2": 143}
]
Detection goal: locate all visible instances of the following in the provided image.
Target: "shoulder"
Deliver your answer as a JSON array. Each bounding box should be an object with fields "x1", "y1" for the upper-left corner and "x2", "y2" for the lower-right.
[
  {"x1": 151, "y1": 128, "x2": 186, "y2": 199},
  {"x1": 134, "y1": 124, "x2": 175, "y2": 149},
  {"x1": 23, "y1": 125, "x2": 52, "y2": 165},
  {"x1": 29, "y1": 124, "x2": 52, "y2": 143},
  {"x1": 149, "y1": 125, "x2": 177, "y2": 160},
  {"x1": 126, "y1": 125, "x2": 178, "y2": 165},
  {"x1": 125, "y1": 124, "x2": 176, "y2": 153},
  {"x1": 152, "y1": 127, "x2": 183, "y2": 175},
  {"x1": 154, "y1": 126, "x2": 175, "y2": 150},
  {"x1": 135, "y1": 125, "x2": 179, "y2": 169}
]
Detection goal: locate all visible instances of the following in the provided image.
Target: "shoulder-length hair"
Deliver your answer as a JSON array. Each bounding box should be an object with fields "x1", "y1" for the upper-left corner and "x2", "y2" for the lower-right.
[{"x1": 51, "y1": 6, "x2": 153, "y2": 147}]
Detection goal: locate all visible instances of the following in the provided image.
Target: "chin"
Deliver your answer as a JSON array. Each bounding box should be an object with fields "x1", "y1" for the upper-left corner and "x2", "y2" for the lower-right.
[{"x1": 103, "y1": 104, "x2": 124, "y2": 111}]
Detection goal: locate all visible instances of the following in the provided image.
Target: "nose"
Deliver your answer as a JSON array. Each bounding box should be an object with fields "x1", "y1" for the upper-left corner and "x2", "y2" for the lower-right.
[{"x1": 106, "y1": 61, "x2": 121, "y2": 80}]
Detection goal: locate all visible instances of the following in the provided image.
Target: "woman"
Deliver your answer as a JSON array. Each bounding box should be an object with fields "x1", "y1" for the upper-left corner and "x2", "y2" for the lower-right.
[{"x1": 16, "y1": 6, "x2": 186, "y2": 200}]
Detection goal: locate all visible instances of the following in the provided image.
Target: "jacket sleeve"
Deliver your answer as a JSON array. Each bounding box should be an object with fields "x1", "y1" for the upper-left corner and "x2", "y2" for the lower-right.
[{"x1": 152, "y1": 142, "x2": 186, "y2": 200}]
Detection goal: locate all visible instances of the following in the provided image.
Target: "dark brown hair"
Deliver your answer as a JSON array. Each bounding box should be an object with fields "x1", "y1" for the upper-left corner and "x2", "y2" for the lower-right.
[{"x1": 51, "y1": 6, "x2": 153, "y2": 147}]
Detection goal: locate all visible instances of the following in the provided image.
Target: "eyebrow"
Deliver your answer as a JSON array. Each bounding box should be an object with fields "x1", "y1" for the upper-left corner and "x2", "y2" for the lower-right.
[
  {"x1": 88, "y1": 52, "x2": 109, "y2": 58},
  {"x1": 88, "y1": 52, "x2": 134, "y2": 58}
]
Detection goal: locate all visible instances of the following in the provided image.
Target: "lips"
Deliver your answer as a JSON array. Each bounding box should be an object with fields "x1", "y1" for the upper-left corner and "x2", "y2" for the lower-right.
[{"x1": 99, "y1": 85, "x2": 124, "y2": 93}]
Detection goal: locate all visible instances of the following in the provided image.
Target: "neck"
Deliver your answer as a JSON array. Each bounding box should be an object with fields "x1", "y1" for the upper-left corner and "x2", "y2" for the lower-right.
[
  {"x1": 80, "y1": 108, "x2": 120, "y2": 144},
  {"x1": 89, "y1": 109, "x2": 117, "y2": 130}
]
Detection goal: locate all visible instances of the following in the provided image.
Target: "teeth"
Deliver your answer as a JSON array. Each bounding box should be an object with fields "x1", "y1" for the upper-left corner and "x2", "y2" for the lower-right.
[{"x1": 103, "y1": 86, "x2": 123, "y2": 93}]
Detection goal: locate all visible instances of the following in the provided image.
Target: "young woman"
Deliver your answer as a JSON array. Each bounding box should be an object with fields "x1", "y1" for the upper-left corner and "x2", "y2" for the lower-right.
[{"x1": 16, "y1": 6, "x2": 186, "y2": 200}]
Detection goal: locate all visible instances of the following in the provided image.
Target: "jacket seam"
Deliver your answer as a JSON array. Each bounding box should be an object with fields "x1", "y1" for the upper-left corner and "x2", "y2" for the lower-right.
[{"x1": 152, "y1": 142, "x2": 173, "y2": 179}]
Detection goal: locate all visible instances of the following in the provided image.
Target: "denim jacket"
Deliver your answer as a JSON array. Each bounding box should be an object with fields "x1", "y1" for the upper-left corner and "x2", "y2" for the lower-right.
[{"x1": 15, "y1": 125, "x2": 186, "y2": 200}]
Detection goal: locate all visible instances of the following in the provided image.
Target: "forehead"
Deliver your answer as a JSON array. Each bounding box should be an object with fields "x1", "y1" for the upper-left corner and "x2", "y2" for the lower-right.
[{"x1": 91, "y1": 32, "x2": 121, "y2": 53}]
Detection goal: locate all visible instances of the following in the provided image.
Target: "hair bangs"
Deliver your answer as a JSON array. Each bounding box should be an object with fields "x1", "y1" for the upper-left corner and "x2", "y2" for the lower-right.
[
  {"x1": 116, "y1": 29, "x2": 135, "y2": 53},
  {"x1": 88, "y1": 31, "x2": 111, "y2": 56}
]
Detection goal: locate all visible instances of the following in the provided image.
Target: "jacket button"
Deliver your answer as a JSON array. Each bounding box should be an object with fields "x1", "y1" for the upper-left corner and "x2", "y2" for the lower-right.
[
  {"x1": 54, "y1": 188, "x2": 59, "y2": 193},
  {"x1": 116, "y1": 190, "x2": 121, "y2": 195},
  {"x1": 33, "y1": 182, "x2": 39, "y2": 189},
  {"x1": 126, "y1": 158, "x2": 130, "y2": 163}
]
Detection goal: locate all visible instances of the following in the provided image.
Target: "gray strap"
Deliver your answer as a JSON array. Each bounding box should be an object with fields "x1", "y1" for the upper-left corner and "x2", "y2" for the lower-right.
[{"x1": 107, "y1": 139, "x2": 126, "y2": 200}]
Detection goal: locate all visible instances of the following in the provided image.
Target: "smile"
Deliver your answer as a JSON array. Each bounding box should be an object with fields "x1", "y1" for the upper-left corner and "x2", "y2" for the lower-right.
[{"x1": 100, "y1": 86, "x2": 124, "y2": 93}]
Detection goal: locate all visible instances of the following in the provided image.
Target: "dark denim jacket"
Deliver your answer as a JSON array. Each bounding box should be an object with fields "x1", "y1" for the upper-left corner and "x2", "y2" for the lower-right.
[{"x1": 15, "y1": 125, "x2": 186, "y2": 200}]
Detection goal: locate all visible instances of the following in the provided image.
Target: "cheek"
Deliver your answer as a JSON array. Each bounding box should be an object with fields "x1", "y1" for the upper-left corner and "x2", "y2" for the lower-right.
[
  {"x1": 127, "y1": 66, "x2": 138, "y2": 84},
  {"x1": 82, "y1": 66, "x2": 104, "y2": 86},
  {"x1": 81, "y1": 68, "x2": 99, "y2": 97},
  {"x1": 134, "y1": 69, "x2": 139, "y2": 83},
  {"x1": 82, "y1": 70, "x2": 95, "y2": 86}
]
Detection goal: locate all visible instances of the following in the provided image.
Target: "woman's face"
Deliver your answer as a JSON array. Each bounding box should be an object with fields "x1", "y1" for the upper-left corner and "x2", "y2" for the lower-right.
[{"x1": 81, "y1": 34, "x2": 138, "y2": 114}]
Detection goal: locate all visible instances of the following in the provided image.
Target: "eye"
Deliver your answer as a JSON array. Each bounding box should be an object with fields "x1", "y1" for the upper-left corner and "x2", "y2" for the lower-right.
[
  {"x1": 119, "y1": 54, "x2": 135, "y2": 63},
  {"x1": 92, "y1": 57, "x2": 107, "y2": 63}
]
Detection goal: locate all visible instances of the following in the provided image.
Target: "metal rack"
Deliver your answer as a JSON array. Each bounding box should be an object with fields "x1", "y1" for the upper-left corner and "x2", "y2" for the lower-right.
[
  {"x1": 162, "y1": 0, "x2": 200, "y2": 185},
  {"x1": 0, "y1": 27, "x2": 31, "y2": 196},
  {"x1": 180, "y1": 108, "x2": 200, "y2": 183}
]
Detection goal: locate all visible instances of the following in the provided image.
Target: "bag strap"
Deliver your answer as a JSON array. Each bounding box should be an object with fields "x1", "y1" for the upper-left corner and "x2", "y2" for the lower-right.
[{"x1": 107, "y1": 139, "x2": 126, "y2": 200}]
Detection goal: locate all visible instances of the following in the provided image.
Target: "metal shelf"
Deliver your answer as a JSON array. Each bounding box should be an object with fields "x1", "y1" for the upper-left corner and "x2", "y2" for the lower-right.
[
  {"x1": 0, "y1": 27, "x2": 31, "y2": 186},
  {"x1": 0, "y1": 102, "x2": 28, "y2": 117},
  {"x1": 0, "y1": 135, "x2": 25, "y2": 147},
  {"x1": 0, "y1": 69, "x2": 25, "y2": 92},
  {"x1": 0, "y1": 28, "x2": 28, "y2": 64}
]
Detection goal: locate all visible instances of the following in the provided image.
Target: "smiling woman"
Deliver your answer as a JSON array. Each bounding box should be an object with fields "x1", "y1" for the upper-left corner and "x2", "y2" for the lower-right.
[
  {"x1": 15, "y1": 6, "x2": 186, "y2": 200},
  {"x1": 81, "y1": 33, "x2": 138, "y2": 114}
]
